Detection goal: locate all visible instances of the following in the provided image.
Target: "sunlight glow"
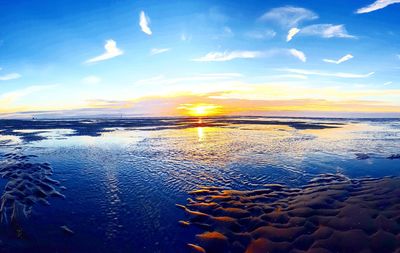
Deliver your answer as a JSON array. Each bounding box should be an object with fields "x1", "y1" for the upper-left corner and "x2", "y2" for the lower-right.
[
  {"x1": 178, "y1": 104, "x2": 222, "y2": 116},
  {"x1": 197, "y1": 127, "x2": 204, "y2": 141}
]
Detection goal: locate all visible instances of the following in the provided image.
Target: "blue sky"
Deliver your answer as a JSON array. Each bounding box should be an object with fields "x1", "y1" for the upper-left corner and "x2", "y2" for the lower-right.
[{"x1": 0, "y1": 0, "x2": 400, "y2": 117}]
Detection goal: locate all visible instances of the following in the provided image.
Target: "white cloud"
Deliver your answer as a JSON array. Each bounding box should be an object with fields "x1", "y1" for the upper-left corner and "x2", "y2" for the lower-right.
[
  {"x1": 213, "y1": 26, "x2": 234, "y2": 39},
  {"x1": 136, "y1": 73, "x2": 243, "y2": 86},
  {"x1": 384, "y1": 81, "x2": 393, "y2": 85},
  {"x1": 198, "y1": 73, "x2": 243, "y2": 78},
  {"x1": 0, "y1": 85, "x2": 57, "y2": 104},
  {"x1": 139, "y1": 11, "x2": 152, "y2": 35},
  {"x1": 289, "y1": 49, "x2": 306, "y2": 62},
  {"x1": 356, "y1": 0, "x2": 400, "y2": 13},
  {"x1": 260, "y1": 6, "x2": 318, "y2": 28},
  {"x1": 82, "y1": 75, "x2": 102, "y2": 85},
  {"x1": 287, "y1": 28, "x2": 300, "y2": 42},
  {"x1": 222, "y1": 26, "x2": 233, "y2": 37},
  {"x1": 246, "y1": 29, "x2": 276, "y2": 39},
  {"x1": 150, "y1": 48, "x2": 171, "y2": 55},
  {"x1": 281, "y1": 68, "x2": 374, "y2": 78},
  {"x1": 269, "y1": 74, "x2": 308, "y2": 80},
  {"x1": 181, "y1": 33, "x2": 191, "y2": 42},
  {"x1": 85, "y1": 40, "x2": 123, "y2": 64},
  {"x1": 193, "y1": 51, "x2": 265, "y2": 62},
  {"x1": 300, "y1": 24, "x2": 355, "y2": 38},
  {"x1": 0, "y1": 73, "x2": 21, "y2": 81},
  {"x1": 323, "y1": 54, "x2": 354, "y2": 64},
  {"x1": 193, "y1": 49, "x2": 307, "y2": 62}
]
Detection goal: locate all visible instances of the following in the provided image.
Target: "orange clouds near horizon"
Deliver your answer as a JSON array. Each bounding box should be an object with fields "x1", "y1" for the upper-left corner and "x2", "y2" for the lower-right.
[
  {"x1": 2, "y1": 89, "x2": 400, "y2": 118},
  {"x1": 125, "y1": 93, "x2": 400, "y2": 117}
]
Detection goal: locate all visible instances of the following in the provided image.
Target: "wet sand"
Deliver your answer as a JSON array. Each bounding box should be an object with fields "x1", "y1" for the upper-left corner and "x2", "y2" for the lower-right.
[
  {"x1": 178, "y1": 174, "x2": 400, "y2": 253},
  {"x1": 0, "y1": 118, "x2": 399, "y2": 252},
  {"x1": 0, "y1": 153, "x2": 65, "y2": 223},
  {"x1": 0, "y1": 117, "x2": 342, "y2": 143}
]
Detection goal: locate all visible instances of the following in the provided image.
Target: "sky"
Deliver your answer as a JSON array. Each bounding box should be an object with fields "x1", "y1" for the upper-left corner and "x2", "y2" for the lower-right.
[{"x1": 0, "y1": 0, "x2": 400, "y2": 118}]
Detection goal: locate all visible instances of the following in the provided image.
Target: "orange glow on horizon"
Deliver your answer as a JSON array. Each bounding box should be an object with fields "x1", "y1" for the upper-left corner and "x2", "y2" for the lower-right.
[{"x1": 178, "y1": 103, "x2": 223, "y2": 117}]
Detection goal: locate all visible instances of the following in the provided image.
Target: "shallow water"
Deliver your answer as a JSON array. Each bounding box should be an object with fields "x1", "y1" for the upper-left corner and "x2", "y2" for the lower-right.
[{"x1": 0, "y1": 117, "x2": 399, "y2": 252}]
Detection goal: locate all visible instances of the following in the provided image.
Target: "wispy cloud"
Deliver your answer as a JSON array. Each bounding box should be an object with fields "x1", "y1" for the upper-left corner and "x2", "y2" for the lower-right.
[
  {"x1": 356, "y1": 0, "x2": 400, "y2": 14},
  {"x1": 212, "y1": 26, "x2": 234, "y2": 40},
  {"x1": 139, "y1": 11, "x2": 152, "y2": 35},
  {"x1": 0, "y1": 85, "x2": 57, "y2": 105},
  {"x1": 86, "y1": 99, "x2": 134, "y2": 109},
  {"x1": 136, "y1": 73, "x2": 243, "y2": 86},
  {"x1": 260, "y1": 6, "x2": 318, "y2": 28},
  {"x1": 193, "y1": 51, "x2": 265, "y2": 62},
  {"x1": 198, "y1": 73, "x2": 243, "y2": 78},
  {"x1": 150, "y1": 48, "x2": 171, "y2": 55},
  {"x1": 85, "y1": 40, "x2": 123, "y2": 64},
  {"x1": 268, "y1": 74, "x2": 308, "y2": 80},
  {"x1": 193, "y1": 49, "x2": 307, "y2": 62},
  {"x1": 180, "y1": 33, "x2": 191, "y2": 42},
  {"x1": 323, "y1": 54, "x2": 354, "y2": 64},
  {"x1": 384, "y1": 81, "x2": 393, "y2": 86},
  {"x1": 0, "y1": 73, "x2": 21, "y2": 81},
  {"x1": 223, "y1": 26, "x2": 234, "y2": 36},
  {"x1": 287, "y1": 28, "x2": 300, "y2": 42},
  {"x1": 280, "y1": 68, "x2": 375, "y2": 78},
  {"x1": 289, "y1": 49, "x2": 306, "y2": 62},
  {"x1": 82, "y1": 75, "x2": 102, "y2": 85},
  {"x1": 300, "y1": 24, "x2": 356, "y2": 38},
  {"x1": 246, "y1": 29, "x2": 276, "y2": 40}
]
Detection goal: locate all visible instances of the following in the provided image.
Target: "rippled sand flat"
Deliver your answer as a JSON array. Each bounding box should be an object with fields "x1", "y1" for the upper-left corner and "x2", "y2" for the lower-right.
[
  {"x1": 0, "y1": 153, "x2": 65, "y2": 223},
  {"x1": 178, "y1": 174, "x2": 400, "y2": 253},
  {"x1": 0, "y1": 118, "x2": 399, "y2": 252}
]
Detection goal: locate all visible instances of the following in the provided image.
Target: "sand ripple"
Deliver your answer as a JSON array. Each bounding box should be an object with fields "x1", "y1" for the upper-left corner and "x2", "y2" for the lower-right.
[
  {"x1": 0, "y1": 152, "x2": 65, "y2": 223},
  {"x1": 178, "y1": 174, "x2": 400, "y2": 253}
]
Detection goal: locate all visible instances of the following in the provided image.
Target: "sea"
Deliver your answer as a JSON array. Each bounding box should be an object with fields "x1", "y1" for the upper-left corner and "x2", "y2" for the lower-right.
[{"x1": 0, "y1": 117, "x2": 399, "y2": 252}]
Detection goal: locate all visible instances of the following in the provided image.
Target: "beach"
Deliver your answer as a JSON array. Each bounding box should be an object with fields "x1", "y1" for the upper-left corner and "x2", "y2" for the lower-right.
[
  {"x1": 178, "y1": 174, "x2": 400, "y2": 253},
  {"x1": 0, "y1": 117, "x2": 399, "y2": 252}
]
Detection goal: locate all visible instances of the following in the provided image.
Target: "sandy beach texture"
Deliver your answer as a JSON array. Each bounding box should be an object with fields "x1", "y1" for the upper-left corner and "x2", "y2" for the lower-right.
[{"x1": 178, "y1": 174, "x2": 400, "y2": 253}]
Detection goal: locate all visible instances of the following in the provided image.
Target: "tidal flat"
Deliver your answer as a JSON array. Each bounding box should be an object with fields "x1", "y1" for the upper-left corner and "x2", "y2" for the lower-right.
[{"x1": 0, "y1": 117, "x2": 399, "y2": 252}]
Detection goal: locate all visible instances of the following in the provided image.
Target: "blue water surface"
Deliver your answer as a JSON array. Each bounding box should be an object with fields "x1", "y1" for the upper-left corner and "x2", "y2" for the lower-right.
[{"x1": 0, "y1": 117, "x2": 399, "y2": 252}]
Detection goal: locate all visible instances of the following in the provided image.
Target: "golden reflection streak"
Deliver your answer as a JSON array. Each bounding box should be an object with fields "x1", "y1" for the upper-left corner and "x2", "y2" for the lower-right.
[{"x1": 197, "y1": 127, "x2": 204, "y2": 142}]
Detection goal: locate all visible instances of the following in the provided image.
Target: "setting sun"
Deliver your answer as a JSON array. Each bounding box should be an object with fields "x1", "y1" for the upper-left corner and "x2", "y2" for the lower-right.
[{"x1": 178, "y1": 104, "x2": 222, "y2": 116}]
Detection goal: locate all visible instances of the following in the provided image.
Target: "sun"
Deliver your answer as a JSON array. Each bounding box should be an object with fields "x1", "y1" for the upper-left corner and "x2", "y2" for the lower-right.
[
  {"x1": 178, "y1": 104, "x2": 222, "y2": 117},
  {"x1": 189, "y1": 104, "x2": 220, "y2": 116},
  {"x1": 193, "y1": 106, "x2": 208, "y2": 116}
]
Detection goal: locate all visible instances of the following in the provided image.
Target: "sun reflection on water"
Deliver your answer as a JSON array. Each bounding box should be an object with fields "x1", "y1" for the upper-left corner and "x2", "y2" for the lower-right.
[{"x1": 197, "y1": 127, "x2": 204, "y2": 142}]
